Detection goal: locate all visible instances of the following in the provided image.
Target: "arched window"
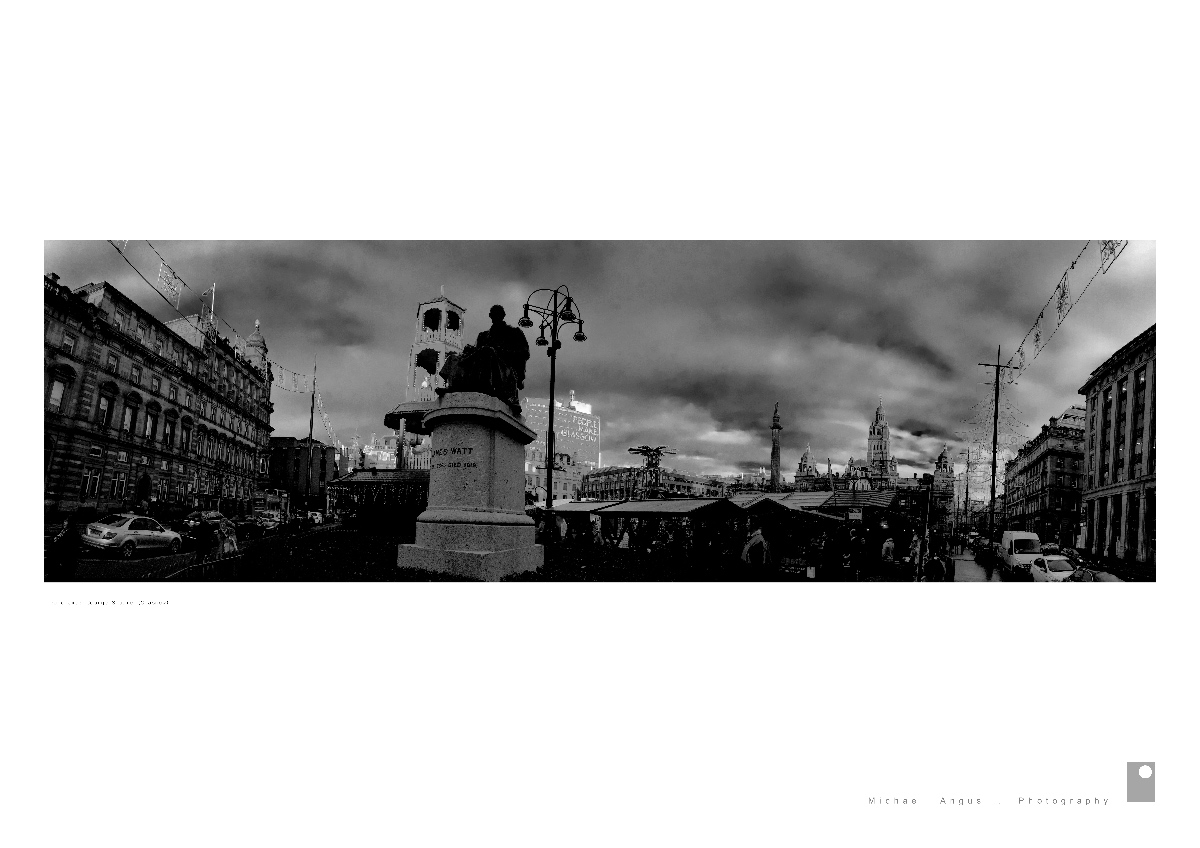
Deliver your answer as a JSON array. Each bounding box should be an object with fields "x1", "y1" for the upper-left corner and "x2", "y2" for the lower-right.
[
  {"x1": 96, "y1": 381, "x2": 118, "y2": 427},
  {"x1": 47, "y1": 363, "x2": 78, "y2": 414},
  {"x1": 121, "y1": 391, "x2": 143, "y2": 435},
  {"x1": 422, "y1": 309, "x2": 441, "y2": 332},
  {"x1": 446, "y1": 311, "x2": 460, "y2": 331},
  {"x1": 415, "y1": 348, "x2": 439, "y2": 377}
]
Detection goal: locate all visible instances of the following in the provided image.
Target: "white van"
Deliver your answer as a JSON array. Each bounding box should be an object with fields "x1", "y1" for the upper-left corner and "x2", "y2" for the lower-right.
[{"x1": 1000, "y1": 530, "x2": 1042, "y2": 574}]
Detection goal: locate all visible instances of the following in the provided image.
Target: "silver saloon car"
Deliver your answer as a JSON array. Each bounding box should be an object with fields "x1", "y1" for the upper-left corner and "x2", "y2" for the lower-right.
[{"x1": 80, "y1": 513, "x2": 182, "y2": 558}]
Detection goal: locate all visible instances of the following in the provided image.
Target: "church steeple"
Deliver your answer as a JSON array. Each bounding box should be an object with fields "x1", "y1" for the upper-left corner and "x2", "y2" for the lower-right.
[{"x1": 867, "y1": 395, "x2": 898, "y2": 486}]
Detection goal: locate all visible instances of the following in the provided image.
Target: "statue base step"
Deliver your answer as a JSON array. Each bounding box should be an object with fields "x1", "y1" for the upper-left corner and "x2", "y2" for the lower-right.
[{"x1": 397, "y1": 537, "x2": 543, "y2": 582}]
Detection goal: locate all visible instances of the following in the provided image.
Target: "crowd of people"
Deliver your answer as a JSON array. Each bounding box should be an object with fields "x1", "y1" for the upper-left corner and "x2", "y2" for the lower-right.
[
  {"x1": 529, "y1": 508, "x2": 961, "y2": 581},
  {"x1": 532, "y1": 512, "x2": 743, "y2": 561}
]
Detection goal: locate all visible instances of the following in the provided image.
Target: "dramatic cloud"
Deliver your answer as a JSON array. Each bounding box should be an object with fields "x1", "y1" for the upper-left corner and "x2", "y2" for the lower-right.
[{"x1": 43, "y1": 241, "x2": 1155, "y2": 479}]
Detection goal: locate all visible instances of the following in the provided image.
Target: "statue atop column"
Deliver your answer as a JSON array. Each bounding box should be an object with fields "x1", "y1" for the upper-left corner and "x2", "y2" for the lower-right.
[{"x1": 438, "y1": 305, "x2": 531, "y2": 415}]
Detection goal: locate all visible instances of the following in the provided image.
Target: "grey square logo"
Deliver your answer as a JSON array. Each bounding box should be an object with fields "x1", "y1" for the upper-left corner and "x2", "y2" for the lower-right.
[{"x1": 1127, "y1": 762, "x2": 1155, "y2": 802}]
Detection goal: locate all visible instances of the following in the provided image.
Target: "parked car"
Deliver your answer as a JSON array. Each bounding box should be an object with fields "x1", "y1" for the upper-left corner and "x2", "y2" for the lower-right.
[
  {"x1": 307, "y1": 511, "x2": 324, "y2": 525},
  {"x1": 1030, "y1": 555, "x2": 1075, "y2": 582},
  {"x1": 180, "y1": 510, "x2": 227, "y2": 528},
  {"x1": 1041, "y1": 542, "x2": 1062, "y2": 555},
  {"x1": 80, "y1": 513, "x2": 182, "y2": 558}
]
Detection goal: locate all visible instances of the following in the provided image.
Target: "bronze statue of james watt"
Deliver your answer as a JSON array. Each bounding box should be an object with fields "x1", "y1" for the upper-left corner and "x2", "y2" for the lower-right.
[{"x1": 437, "y1": 304, "x2": 531, "y2": 416}]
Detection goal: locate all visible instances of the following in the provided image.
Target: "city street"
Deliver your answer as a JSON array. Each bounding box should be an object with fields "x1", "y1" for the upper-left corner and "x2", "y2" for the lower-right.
[{"x1": 950, "y1": 553, "x2": 1001, "y2": 582}]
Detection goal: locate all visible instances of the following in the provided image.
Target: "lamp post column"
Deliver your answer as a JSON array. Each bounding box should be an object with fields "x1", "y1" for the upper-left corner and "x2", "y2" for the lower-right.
[{"x1": 546, "y1": 289, "x2": 558, "y2": 513}]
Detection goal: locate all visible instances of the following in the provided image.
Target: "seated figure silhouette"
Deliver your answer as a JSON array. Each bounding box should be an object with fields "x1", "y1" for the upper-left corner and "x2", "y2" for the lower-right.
[{"x1": 437, "y1": 304, "x2": 530, "y2": 416}]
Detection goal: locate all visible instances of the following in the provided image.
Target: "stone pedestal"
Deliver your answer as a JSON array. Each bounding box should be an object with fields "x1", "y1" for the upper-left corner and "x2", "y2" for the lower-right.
[{"x1": 397, "y1": 392, "x2": 543, "y2": 580}]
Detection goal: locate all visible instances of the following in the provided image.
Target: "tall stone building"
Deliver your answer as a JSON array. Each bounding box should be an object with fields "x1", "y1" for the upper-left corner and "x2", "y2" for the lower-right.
[
  {"x1": 268, "y1": 436, "x2": 339, "y2": 511},
  {"x1": 933, "y1": 444, "x2": 955, "y2": 496},
  {"x1": 523, "y1": 391, "x2": 601, "y2": 467},
  {"x1": 44, "y1": 273, "x2": 273, "y2": 520},
  {"x1": 404, "y1": 290, "x2": 467, "y2": 403},
  {"x1": 385, "y1": 289, "x2": 468, "y2": 466},
  {"x1": 1003, "y1": 407, "x2": 1085, "y2": 547},
  {"x1": 866, "y1": 397, "x2": 900, "y2": 487},
  {"x1": 1079, "y1": 325, "x2": 1155, "y2": 564}
]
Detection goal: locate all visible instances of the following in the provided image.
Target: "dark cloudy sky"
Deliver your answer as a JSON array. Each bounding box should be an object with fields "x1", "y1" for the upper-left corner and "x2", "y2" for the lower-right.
[{"x1": 44, "y1": 241, "x2": 1155, "y2": 480}]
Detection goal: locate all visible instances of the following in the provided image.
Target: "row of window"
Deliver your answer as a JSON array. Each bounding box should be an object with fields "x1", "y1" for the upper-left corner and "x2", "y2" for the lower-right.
[
  {"x1": 109, "y1": 307, "x2": 265, "y2": 399},
  {"x1": 49, "y1": 378, "x2": 262, "y2": 474},
  {"x1": 106, "y1": 352, "x2": 265, "y2": 444},
  {"x1": 48, "y1": 363, "x2": 266, "y2": 452},
  {"x1": 55, "y1": 305, "x2": 266, "y2": 413},
  {"x1": 1087, "y1": 364, "x2": 1153, "y2": 486},
  {"x1": 79, "y1": 465, "x2": 256, "y2": 502}
]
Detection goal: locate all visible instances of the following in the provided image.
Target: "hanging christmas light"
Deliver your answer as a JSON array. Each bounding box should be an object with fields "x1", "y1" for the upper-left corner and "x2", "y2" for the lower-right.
[
  {"x1": 1056, "y1": 271, "x2": 1070, "y2": 323},
  {"x1": 1099, "y1": 240, "x2": 1128, "y2": 274},
  {"x1": 155, "y1": 261, "x2": 182, "y2": 308}
]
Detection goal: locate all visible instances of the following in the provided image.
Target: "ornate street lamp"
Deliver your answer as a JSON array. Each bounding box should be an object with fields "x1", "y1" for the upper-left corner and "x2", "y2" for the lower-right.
[{"x1": 518, "y1": 286, "x2": 586, "y2": 522}]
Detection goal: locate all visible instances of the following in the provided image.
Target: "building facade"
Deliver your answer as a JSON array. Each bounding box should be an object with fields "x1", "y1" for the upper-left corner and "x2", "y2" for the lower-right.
[
  {"x1": 45, "y1": 274, "x2": 273, "y2": 519},
  {"x1": 527, "y1": 452, "x2": 589, "y2": 503},
  {"x1": 1002, "y1": 407, "x2": 1086, "y2": 547},
  {"x1": 579, "y1": 466, "x2": 725, "y2": 500},
  {"x1": 866, "y1": 397, "x2": 900, "y2": 487},
  {"x1": 268, "y1": 436, "x2": 340, "y2": 511},
  {"x1": 362, "y1": 432, "x2": 399, "y2": 469},
  {"x1": 523, "y1": 391, "x2": 601, "y2": 501},
  {"x1": 1078, "y1": 325, "x2": 1155, "y2": 563},
  {"x1": 523, "y1": 391, "x2": 601, "y2": 469},
  {"x1": 793, "y1": 444, "x2": 822, "y2": 490}
]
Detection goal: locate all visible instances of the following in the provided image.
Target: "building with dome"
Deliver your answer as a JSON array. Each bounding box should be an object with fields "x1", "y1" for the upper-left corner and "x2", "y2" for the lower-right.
[{"x1": 793, "y1": 443, "x2": 823, "y2": 490}]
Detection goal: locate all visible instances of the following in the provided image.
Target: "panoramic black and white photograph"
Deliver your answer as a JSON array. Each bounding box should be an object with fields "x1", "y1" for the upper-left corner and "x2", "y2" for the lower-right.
[
  {"x1": 43, "y1": 240, "x2": 1155, "y2": 582},
  {"x1": 19, "y1": 4, "x2": 1191, "y2": 847}
]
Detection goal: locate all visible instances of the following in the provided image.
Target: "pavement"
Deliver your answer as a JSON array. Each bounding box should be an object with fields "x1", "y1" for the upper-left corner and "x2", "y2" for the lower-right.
[{"x1": 949, "y1": 553, "x2": 1001, "y2": 582}]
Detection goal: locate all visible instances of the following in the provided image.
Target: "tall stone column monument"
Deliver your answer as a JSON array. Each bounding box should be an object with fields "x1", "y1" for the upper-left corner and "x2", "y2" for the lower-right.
[
  {"x1": 394, "y1": 392, "x2": 543, "y2": 581},
  {"x1": 770, "y1": 402, "x2": 782, "y2": 491}
]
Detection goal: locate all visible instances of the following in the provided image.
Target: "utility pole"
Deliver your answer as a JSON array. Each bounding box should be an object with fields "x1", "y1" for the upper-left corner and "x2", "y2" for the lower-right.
[
  {"x1": 306, "y1": 358, "x2": 316, "y2": 513},
  {"x1": 960, "y1": 447, "x2": 971, "y2": 534},
  {"x1": 922, "y1": 477, "x2": 931, "y2": 575},
  {"x1": 978, "y1": 346, "x2": 1017, "y2": 544},
  {"x1": 965, "y1": 448, "x2": 970, "y2": 531}
]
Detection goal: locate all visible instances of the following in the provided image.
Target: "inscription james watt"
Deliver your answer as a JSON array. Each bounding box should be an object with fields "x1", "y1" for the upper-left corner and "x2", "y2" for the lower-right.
[{"x1": 431, "y1": 446, "x2": 478, "y2": 470}]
